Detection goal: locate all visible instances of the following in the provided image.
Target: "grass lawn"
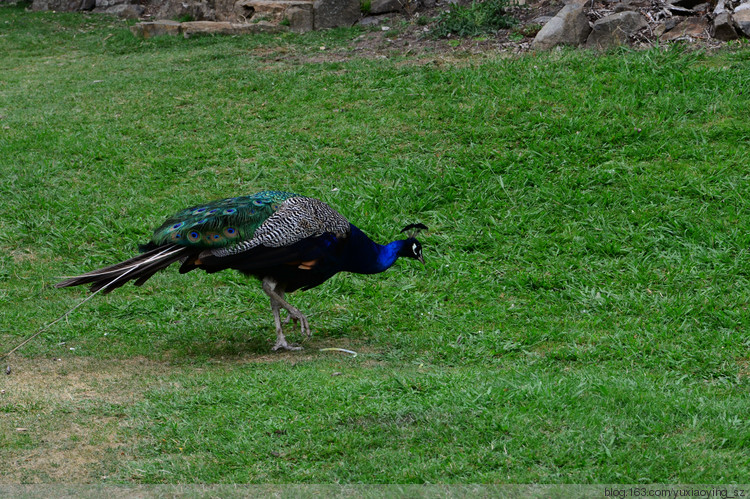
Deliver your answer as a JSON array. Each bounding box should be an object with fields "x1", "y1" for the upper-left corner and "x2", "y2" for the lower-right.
[{"x1": 1, "y1": 4, "x2": 750, "y2": 484}]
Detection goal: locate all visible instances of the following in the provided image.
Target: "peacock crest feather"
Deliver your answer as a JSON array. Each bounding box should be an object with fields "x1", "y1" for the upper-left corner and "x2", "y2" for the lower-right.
[{"x1": 151, "y1": 190, "x2": 299, "y2": 248}]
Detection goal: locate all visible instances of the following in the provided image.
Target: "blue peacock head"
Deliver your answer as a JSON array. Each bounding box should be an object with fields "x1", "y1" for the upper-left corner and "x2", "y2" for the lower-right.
[{"x1": 398, "y1": 223, "x2": 428, "y2": 264}]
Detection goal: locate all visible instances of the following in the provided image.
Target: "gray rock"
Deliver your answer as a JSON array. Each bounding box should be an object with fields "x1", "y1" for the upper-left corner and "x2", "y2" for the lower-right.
[
  {"x1": 713, "y1": 11, "x2": 738, "y2": 40},
  {"x1": 359, "y1": 14, "x2": 390, "y2": 25},
  {"x1": 586, "y1": 11, "x2": 647, "y2": 49},
  {"x1": 233, "y1": 20, "x2": 286, "y2": 32},
  {"x1": 613, "y1": 0, "x2": 651, "y2": 10},
  {"x1": 286, "y1": 5, "x2": 313, "y2": 32},
  {"x1": 370, "y1": 0, "x2": 401, "y2": 14},
  {"x1": 180, "y1": 20, "x2": 233, "y2": 35},
  {"x1": 313, "y1": 0, "x2": 360, "y2": 28},
  {"x1": 612, "y1": 0, "x2": 651, "y2": 12},
  {"x1": 148, "y1": 0, "x2": 184, "y2": 18},
  {"x1": 530, "y1": 15, "x2": 553, "y2": 25},
  {"x1": 234, "y1": 0, "x2": 311, "y2": 24},
  {"x1": 101, "y1": 3, "x2": 145, "y2": 17},
  {"x1": 664, "y1": 16, "x2": 684, "y2": 31},
  {"x1": 660, "y1": 16, "x2": 709, "y2": 40},
  {"x1": 735, "y1": 8, "x2": 750, "y2": 36},
  {"x1": 32, "y1": 0, "x2": 92, "y2": 11},
  {"x1": 180, "y1": 20, "x2": 285, "y2": 36},
  {"x1": 653, "y1": 16, "x2": 681, "y2": 36},
  {"x1": 531, "y1": 1, "x2": 591, "y2": 50},
  {"x1": 94, "y1": 0, "x2": 127, "y2": 8},
  {"x1": 213, "y1": 0, "x2": 236, "y2": 21},
  {"x1": 130, "y1": 19, "x2": 182, "y2": 37},
  {"x1": 150, "y1": 0, "x2": 214, "y2": 21},
  {"x1": 613, "y1": 2, "x2": 631, "y2": 12}
]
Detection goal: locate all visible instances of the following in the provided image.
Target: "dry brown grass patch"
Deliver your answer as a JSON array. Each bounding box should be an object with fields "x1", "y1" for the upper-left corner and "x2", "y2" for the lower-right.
[
  {"x1": 0, "y1": 357, "x2": 167, "y2": 483},
  {"x1": 0, "y1": 341, "x2": 380, "y2": 483}
]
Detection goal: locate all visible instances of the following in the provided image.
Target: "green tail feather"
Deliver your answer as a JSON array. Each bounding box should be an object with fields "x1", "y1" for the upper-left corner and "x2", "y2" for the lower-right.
[{"x1": 150, "y1": 191, "x2": 300, "y2": 248}]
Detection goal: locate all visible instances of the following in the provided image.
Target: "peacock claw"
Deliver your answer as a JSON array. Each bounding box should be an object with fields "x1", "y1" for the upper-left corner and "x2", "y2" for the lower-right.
[
  {"x1": 282, "y1": 309, "x2": 311, "y2": 338},
  {"x1": 272, "y1": 339, "x2": 303, "y2": 351},
  {"x1": 294, "y1": 314, "x2": 311, "y2": 338}
]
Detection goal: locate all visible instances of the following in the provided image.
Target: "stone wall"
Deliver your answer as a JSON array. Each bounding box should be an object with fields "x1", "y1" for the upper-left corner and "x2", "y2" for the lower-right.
[{"x1": 30, "y1": 0, "x2": 362, "y2": 30}]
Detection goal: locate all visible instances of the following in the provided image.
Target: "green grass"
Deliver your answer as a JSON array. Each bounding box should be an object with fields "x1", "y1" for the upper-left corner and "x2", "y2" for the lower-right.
[
  {"x1": 124, "y1": 364, "x2": 750, "y2": 482},
  {"x1": 2, "y1": 4, "x2": 750, "y2": 484}
]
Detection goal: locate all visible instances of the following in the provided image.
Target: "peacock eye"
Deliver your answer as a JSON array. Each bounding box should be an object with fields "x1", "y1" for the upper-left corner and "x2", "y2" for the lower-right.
[{"x1": 412, "y1": 243, "x2": 418, "y2": 254}]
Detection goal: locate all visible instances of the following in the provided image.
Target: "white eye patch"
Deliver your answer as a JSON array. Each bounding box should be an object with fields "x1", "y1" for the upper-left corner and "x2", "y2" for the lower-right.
[{"x1": 412, "y1": 243, "x2": 418, "y2": 254}]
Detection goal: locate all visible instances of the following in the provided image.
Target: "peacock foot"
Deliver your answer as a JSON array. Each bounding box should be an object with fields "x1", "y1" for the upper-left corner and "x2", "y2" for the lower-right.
[{"x1": 272, "y1": 336, "x2": 303, "y2": 351}]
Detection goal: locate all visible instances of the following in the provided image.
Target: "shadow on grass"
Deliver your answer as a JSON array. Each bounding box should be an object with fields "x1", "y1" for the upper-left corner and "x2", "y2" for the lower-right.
[{"x1": 159, "y1": 323, "x2": 375, "y2": 364}]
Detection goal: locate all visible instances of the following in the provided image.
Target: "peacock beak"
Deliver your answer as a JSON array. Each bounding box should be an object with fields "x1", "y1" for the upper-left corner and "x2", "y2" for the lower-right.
[{"x1": 418, "y1": 254, "x2": 424, "y2": 265}]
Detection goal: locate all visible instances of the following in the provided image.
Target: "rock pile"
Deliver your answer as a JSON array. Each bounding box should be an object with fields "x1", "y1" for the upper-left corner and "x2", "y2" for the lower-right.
[
  {"x1": 31, "y1": 0, "x2": 146, "y2": 19},
  {"x1": 26, "y1": 0, "x2": 750, "y2": 44},
  {"x1": 532, "y1": 0, "x2": 750, "y2": 49},
  {"x1": 31, "y1": 0, "x2": 362, "y2": 31},
  {"x1": 129, "y1": 19, "x2": 287, "y2": 37}
]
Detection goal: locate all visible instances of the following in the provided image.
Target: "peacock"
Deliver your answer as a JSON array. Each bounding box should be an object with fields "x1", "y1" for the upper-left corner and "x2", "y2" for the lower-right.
[{"x1": 55, "y1": 191, "x2": 427, "y2": 351}]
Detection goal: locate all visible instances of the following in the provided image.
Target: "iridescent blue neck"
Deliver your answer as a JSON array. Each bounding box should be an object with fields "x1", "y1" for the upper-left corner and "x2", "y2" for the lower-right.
[{"x1": 343, "y1": 225, "x2": 406, "y2": 274}]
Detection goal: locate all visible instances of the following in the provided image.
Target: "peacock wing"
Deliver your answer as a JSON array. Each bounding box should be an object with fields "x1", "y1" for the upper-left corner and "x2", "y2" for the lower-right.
[
  {"x1": 201, "y1": 196, "x2": 352, "y2": 270},
  {"x1": 150, "y1": 191, "x2": 300, "y2": 249}
]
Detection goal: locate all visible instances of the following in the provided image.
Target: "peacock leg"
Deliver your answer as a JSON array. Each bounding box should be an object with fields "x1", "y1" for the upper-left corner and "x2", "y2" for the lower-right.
[
  {"x1": 261, "y1": 277, "x2": 310, "y2": 350},
  {"x1": 269, "y1": 295, "x2": 295, "y2": 350},
  {"x1": 280, "y1": 290, "x2": 302, "y2": 331},
  {"x1": 277, "y1": 288, "x2": 293, "y2": 326},
  {"x1": 276, "y1": 288, "x2": 305, "y2": 333}
]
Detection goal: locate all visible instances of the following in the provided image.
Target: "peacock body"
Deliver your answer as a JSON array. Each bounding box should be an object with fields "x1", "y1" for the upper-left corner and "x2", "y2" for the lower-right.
[{"x1": 56, "y1": 191, "x2": 427, "y2": 351}]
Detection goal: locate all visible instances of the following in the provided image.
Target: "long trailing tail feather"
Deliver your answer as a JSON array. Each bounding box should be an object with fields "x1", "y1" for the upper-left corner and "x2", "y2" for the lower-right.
[
  {"x1": 3, "y1": 245, "x2": 192, "y2": 363},
  {"x1": 55, "y1": 245, "x2": 191, "y2": 294}
]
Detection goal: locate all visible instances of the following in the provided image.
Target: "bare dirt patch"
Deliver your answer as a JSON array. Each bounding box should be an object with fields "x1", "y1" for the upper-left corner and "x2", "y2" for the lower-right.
[
  {"x1": 3, "y1": 356, "x2": 162, "y2": 403},
  {"x1": 247, "y1": 3, "x2": 545, "y2": 65},
  {"x1": 0, "y1": 357, "x2": 166, "y2": 483},
  {"x1": 0, "y1": 343, "x2": 384, "y2": 482}
]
